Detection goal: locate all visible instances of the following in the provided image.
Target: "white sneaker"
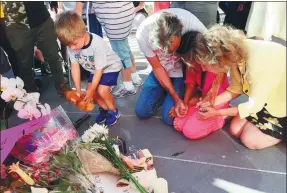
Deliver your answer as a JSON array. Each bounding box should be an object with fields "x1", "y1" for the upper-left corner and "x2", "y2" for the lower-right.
[
  {"x1": 112, "y1": 84, "x2": 137, "y2": 98},
  {"x1": 133, "y1": 78, "x2": 144, "y2": 87}
]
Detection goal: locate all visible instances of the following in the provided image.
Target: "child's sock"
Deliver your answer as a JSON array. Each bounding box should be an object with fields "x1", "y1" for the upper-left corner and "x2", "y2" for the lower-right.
[
  {"x1": 123, "y1": 81, "x2": 135, "y2": 90},
  {"x1": 131, "y1": 72, "x2": 141, "y2": 82}
]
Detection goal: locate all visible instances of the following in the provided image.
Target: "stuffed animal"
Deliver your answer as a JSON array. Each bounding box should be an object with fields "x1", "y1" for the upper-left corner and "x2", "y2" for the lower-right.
[{"x1": 65, "y1": 90, "x2": 94, "y2": 112}]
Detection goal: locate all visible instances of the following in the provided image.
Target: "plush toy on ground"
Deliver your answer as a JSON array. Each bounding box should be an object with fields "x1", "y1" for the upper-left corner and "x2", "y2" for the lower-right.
[{"x1": 65, "y1": 90, "x2": 94, "y2": 112}]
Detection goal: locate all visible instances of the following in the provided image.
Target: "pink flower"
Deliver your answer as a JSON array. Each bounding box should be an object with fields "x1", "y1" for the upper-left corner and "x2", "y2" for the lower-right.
[
  {"x1": 0, "y1": 164, "x2": 8, "y2": 179},
  {"x1": 1, "y1": 87, "x2": 25, "y2": 102},
  {"x1": 14, "y1": 101, "x2": 25, "y2": 111},
  {"x1": 17, "y1": 104, "x2": 41, "y2": 120}
]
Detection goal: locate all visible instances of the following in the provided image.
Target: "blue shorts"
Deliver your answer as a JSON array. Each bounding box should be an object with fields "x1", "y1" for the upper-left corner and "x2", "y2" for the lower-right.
[{"x1": 88, "y1": 72, "x2": 119, "y2": 86}]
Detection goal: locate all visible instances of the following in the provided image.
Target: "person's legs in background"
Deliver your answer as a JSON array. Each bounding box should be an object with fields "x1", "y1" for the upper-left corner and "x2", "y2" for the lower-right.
[
  {"x1": 110, "y1": 39, "x2": 137, "y2": 98},
  {"x1": 129, "y1": 49, "x2": 143, "y2": 86},
  {"x1": 6, "y1": 26, "x2": 38, "y2": 92},
  {"x1": 35, "y1": 18, "x2": 69, "y2": 95},
  {"x1": 0, "y1": 19, "x2": 19, "y2": 77},
  {"x1": 161, "y1": 77, "x2": 184, "y2": 126},
  {"x1": 88, "y1": 13, "x2": 103, "y2": 38},
  {"x1": 135, "y1": 72, "x2": 166, "y2": 118}
]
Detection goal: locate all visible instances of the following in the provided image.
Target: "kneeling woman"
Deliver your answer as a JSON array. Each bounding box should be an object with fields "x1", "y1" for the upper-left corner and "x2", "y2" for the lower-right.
[
  {"x1": 174, "y1": 31, "x2": 231, "y2": 139},
  {"x1": 189, "y1": 25, "x2": 286, "y2": 149}
]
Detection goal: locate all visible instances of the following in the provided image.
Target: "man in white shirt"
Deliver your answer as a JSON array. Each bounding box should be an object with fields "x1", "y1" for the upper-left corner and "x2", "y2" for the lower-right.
[{"x1": 135, "y1": 8, "x2": 206, "y2": 126}]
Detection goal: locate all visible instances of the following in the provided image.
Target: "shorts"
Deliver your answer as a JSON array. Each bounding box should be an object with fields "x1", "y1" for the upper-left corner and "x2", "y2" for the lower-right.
[
  {"x1": 246, "y1": 107, "x2": 287, "y2": 141},
  {"x1": 110, "y1": 39, "x2": 132, "y2": 69},
  {"x1": 88, "y1": 72, "x2": 119, "y2": 86}
]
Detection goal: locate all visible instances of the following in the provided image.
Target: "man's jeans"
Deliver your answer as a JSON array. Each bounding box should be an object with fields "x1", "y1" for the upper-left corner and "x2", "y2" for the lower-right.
[
  {"x1": 6, "y1": 18, "x2": 65, "y2": 92},
  {"x1": 135, "y1": 72, "x2": 184, "y2": 126}
]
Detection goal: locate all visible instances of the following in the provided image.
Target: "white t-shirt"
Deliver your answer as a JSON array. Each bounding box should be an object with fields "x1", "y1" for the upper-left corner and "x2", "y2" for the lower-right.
[
  {"x1": 136, "y1": 8, "x2": 206, "y2": 78},
  {"x1": 68, "y1": 33, "x2": 122, "y2": 74}
]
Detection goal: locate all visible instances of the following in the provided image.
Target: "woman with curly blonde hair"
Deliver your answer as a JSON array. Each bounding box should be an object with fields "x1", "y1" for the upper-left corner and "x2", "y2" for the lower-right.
[{"x1": 186, "y1": 25, "x2": 286, "y2": 149}]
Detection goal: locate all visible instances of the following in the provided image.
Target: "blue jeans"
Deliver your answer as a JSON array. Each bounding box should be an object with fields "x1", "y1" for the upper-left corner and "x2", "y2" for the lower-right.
[{"x1": 135, "y1": 72, "x2": 184, "y2": 126}]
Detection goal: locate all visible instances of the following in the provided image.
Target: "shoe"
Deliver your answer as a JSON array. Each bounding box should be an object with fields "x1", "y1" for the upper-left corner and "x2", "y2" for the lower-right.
[
  {"x1": 105, "y1": 109, "x2": 120, "y2": 126},
  {"x1": 133, "y1": 78, "x2": 144, "y2": 87},
  {"x1": 41, "y1": 61, "x2": 51, "y2": 75},
  {"x1": 56, "y1": 82, "x2": 71, "y2": 96},
  {"x1": 96, "y1": 108, "x2": 108, "y2": 124},
  {"x1": 112, "y1": 84, "x2": 136, "y2": 98}
]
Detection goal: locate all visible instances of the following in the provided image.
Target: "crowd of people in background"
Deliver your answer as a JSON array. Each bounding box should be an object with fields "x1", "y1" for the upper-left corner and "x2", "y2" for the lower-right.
[{"x1": 0, "y1": 1, "x2": 286, "y2": 150}]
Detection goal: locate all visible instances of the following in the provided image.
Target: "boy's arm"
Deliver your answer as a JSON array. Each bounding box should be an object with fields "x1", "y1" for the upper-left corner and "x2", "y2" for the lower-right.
[
  {"x1": 84, "y1": 69, "x2": 103, "y2": 102},
  {"x1": 75, "y1": 2, "x2": 84, "y2": 16},
  {"x1": 71, "y1": 61, "x2": 81, "y2": 92}
]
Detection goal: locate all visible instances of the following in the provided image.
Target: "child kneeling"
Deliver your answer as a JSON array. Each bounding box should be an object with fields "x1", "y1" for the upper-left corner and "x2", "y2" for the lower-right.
[
  {"x1": 174, "y1": 63, "x2": 230, "y2": 139},
  {"x1": 55, "y1": 11, "x2": 122, "y2": 126}
]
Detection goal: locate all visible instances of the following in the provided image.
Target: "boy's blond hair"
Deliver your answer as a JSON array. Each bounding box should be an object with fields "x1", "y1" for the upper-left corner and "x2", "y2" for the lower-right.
[
  {"x1": 195, "y1": 25, "x2": 248, "y2": 67},
  {"x1": 55, "y1": 11, "x2": 86, "y2": 46}
]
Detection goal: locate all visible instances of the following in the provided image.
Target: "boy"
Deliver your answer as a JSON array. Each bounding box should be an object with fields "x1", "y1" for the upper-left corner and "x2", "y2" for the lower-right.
[{"x1": 55, "y1": 11, "x2": 122, "y2": 126}]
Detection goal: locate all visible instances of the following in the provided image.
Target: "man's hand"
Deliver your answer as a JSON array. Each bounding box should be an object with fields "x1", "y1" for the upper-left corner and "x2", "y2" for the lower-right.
[
  {"x1": 169, "y1": 106, "x2": 176, "y2": 118},
  {"x1": 174, "y1": 99, "x2": 187, "y2": 117},
  {"x1": 197, "y1": 107, "x2": 218, "y2": 120},
  {"x1": 83, "y1": 88, "x2": 94, "y2": 103}
]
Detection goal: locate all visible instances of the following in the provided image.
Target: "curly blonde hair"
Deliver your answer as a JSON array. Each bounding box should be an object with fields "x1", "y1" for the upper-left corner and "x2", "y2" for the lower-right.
[{"x1": 194, "y1": 25, "x2": 248, "y2": 67}]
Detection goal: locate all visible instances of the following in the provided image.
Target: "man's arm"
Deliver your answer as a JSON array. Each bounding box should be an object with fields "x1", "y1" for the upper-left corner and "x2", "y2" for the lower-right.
[
  {"x1": 70, "y1": 62, "x2": 81, "y2": 92},
  {"x1": 135, "y1": 2, "x2": 145, "y2": 13},
  {"x1": 75, "y1": 2, "x2": 84, "y2": 16},
  {"x1": 146, "y1": 56, "x2": 181, "y2": 103}
]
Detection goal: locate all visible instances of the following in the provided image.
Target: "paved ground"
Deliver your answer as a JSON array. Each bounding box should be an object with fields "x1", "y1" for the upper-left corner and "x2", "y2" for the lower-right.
[{"x1": 8, "y1": 33, "x2": 286, "y2": 193}]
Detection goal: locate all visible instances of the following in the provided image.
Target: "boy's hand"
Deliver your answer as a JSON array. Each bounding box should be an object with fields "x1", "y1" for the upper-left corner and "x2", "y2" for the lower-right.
[{"x1": 83, "y1": 89, "x2": 94, "y2": 103}]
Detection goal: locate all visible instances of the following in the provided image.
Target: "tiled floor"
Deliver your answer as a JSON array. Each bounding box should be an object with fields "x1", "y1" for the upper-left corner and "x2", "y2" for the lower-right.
[{"x1": 7, "y1": 33, "x2": 286, "y2": 193}]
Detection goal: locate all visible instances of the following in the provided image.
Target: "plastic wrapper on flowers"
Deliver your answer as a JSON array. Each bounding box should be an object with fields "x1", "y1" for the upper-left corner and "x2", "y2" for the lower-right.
[
  {"x1": 1, "y1": 106, "x2": 99, "y2": 193},
  {"x1": 8, "y1": 106, "x2": 78, "y2": 165}
]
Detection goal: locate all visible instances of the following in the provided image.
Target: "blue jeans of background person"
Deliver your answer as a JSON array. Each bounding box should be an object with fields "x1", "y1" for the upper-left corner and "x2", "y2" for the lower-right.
[
  {"x1": 88, "y1": 14, "x2": 103, "y2": 38},
  {"x1": 135, "y1": 72, "x2": 184, "y2": 126},
  {"x1": 110, "y1": 38, "x2": 132, "y2": 69}
]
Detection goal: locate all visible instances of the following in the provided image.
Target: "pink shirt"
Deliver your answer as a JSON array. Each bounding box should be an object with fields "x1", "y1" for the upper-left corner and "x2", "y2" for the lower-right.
[{"x1": 185, "y1": 65, "x2": 229, "y2": 96}]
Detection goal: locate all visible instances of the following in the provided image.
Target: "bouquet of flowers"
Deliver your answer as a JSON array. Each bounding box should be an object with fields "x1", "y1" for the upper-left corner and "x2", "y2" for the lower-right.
[
  {"x1": 80, "y1": 124, "x2": 168, "y2": 193},
  {"x1": 0, "y1": 75, "x2": 51, "y2": 121},
  {"x1": 1, "y1": 106, "x2": 99, "y2": 193}
]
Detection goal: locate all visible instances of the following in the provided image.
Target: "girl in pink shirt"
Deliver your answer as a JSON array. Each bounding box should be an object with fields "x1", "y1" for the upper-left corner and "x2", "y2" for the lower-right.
[{"x1": 174, "y1": 63, "x2": 230, "y2": 139}]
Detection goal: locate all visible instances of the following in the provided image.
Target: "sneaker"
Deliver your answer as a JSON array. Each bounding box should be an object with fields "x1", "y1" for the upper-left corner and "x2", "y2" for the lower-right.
[
  {"x1": 56, "y1": 82, "x2": 71, "y2": 96},
  {"x1": 133, "y1": 78, "x2": 144, "y2": 87},
  {"x1": 112, "y1": 84, "x2": 136, "y2": 98},
  {"x1": 96, "y1": 108, "x2": 108, "y2": 124},
  {"x1": 105, "y1": 109, "x2": 120, "y2": 126}
]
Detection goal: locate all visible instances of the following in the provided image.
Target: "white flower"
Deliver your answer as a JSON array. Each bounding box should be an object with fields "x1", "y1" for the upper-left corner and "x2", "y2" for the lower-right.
[
  {"x1": 1, "y1": 87, "x2": 25, "y2": 102},
  {"x1": 81, "y1": 130, "x2": 97, "y2": 143},
  {"x1": 15, "y1": 77, "x2": 24, "y2": 89},
  {"x1": 89, "y1": 123, "x2": 109, "y2": 137},
  {"x1": 37, "y1": 103, "x2": 51, "y2": 116},
  {"x1": 0, "y1": 76, "x2": 17, "y2": 91}
]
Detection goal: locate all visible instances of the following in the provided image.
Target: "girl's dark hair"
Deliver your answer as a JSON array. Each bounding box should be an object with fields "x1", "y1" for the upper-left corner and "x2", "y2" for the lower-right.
[{"x1": 176, "y1": 31, "x2": 207, "y2": 64}]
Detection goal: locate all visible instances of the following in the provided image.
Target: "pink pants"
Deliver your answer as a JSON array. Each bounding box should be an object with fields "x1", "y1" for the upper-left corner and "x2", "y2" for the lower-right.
[{"x1": 174, "y1": 103, "x2": 229, "y2": 139}]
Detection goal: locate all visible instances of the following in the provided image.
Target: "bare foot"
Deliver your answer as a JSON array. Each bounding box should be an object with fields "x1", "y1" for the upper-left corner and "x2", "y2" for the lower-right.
[{"x1": 174, "y1": 118, "x2": 183, "y2": 132}]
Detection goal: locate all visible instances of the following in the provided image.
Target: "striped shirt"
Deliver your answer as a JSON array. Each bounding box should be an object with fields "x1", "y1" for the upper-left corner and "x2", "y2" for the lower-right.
[{"x1": 91, "y1": 2, "x2": 135, "y2": 40}]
